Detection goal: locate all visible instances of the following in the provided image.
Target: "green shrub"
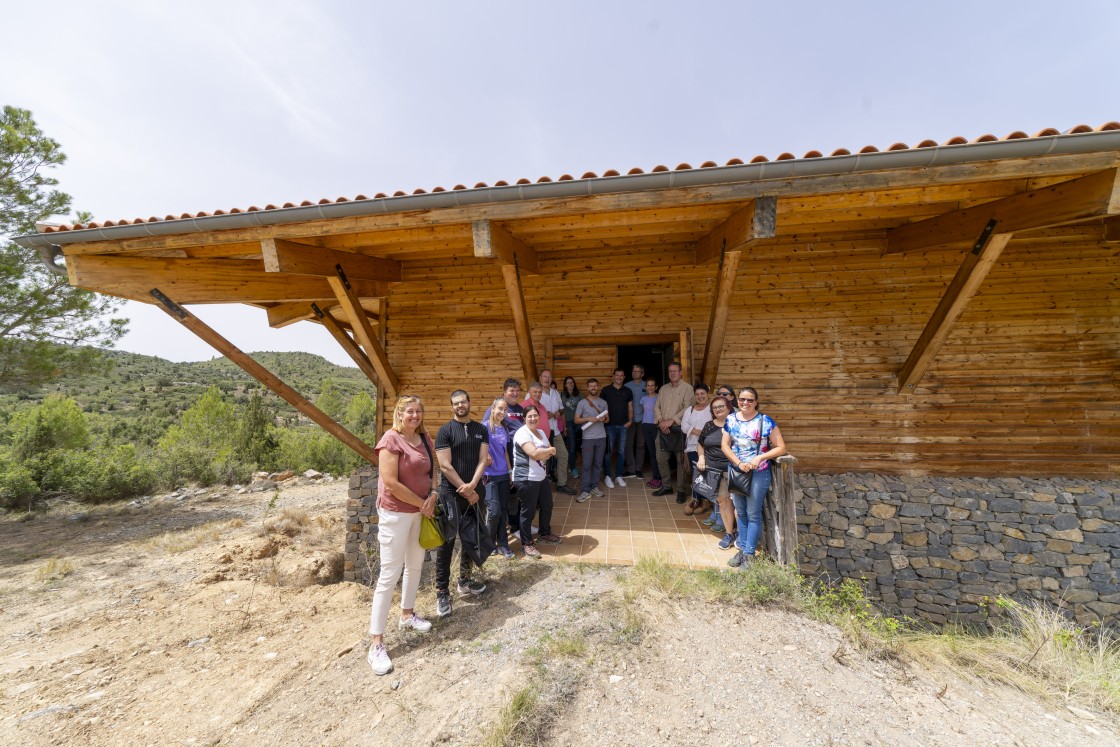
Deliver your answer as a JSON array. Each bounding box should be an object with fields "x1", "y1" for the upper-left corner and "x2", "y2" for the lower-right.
[
  {"x1": 38, "y1": 444, "x2": 158, "y2": 502},
  {"x1": 11, "y1": 395, "x2": 89, "y2": 459},
  {"x1": 0, "y1": 459, "x2": 38, "y2": 509}
]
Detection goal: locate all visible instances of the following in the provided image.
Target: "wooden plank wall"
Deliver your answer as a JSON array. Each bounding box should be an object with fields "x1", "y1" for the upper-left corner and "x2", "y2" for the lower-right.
[{"x1": 379, "y1": 235, "x2": 1118, "y2": 477}]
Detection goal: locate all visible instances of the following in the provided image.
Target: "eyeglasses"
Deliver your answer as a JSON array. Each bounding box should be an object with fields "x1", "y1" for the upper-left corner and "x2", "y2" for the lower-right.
[{"x1": 738, "y1": 397, "x2": 756, "y2": 403}]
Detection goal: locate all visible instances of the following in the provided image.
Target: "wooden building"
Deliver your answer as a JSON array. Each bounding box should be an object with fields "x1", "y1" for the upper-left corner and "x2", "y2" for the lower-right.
[{"x1": 16, "y1": 123, "x2": 1120, "y2": 477}]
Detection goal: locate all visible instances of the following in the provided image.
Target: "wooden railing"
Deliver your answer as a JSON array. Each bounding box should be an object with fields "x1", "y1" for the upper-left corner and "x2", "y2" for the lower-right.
[{"x1": 762, "y1": 454, "x2": 799, "y2": 565}]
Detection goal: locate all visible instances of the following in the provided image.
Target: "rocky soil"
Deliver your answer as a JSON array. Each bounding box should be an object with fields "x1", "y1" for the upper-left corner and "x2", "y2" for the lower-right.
[{"x1": 1, "y1": 479, "x2": 1115, "y2": 746}]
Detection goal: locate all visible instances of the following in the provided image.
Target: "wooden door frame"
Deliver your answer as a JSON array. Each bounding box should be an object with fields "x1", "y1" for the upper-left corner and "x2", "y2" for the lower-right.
[{"x1": 545, "y1": 331, "x2": 693, "y2": 382}]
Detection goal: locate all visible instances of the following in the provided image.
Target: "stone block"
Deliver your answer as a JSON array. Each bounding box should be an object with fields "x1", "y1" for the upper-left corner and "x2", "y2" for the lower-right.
[
  {"x1": 846, "y1": 525, "x2": 867, "y2": 539},
  {"x1": 988, "y1": 497, "x2": 1022, "y2": 513},
  {"x1": 902, "y1": 532, "x2": 928, "y2": 547},
  {"x1": 1003, "y1": 527, "x2": 1026, "y2": 540},
  {"x1": 826, "y1": 538, "x2": 846, "y2": 548},
  {"x1": 899, "y1": 503, "x2": 934, "y2": 517},
  {"x1": 829, "y1": 514, "x2": 850, "y2": 531},
  {"x1": 869, "y1": 503, "x2": 897, "y2": 519},
  {"x1": 1051, "y1": 514, "x2": 1080, "y2": 531},
  {"x1": 867, "y1": 532, "x2": 895, "y2": 545},
  {"x1": 1084, "y1": 532, "x2": 1120, "y2": 548},
  {"x1": 890, "y1": 554, "x2": 910, "y2": 571},
  {"x1": 1082, "y1": 518, "x2": 1117, "y2": 532},
  {"x1": 950, "y1": 547, "x2": 979, "y2": 562},
  {"x1": 1045, "y1": 539, "x2": 1073, "y2": 553},
  {"x1": 1023, "y1": 501, "x2": 1060, "y2": 515},
  {"x1": 929, "y1": 557, "x2": 963, "y2": 571}
]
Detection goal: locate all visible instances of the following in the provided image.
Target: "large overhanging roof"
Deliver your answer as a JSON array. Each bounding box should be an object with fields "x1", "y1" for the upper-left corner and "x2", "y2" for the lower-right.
[{"x1": 14, "y1": 122, "x2": 1120, "y2": 248}]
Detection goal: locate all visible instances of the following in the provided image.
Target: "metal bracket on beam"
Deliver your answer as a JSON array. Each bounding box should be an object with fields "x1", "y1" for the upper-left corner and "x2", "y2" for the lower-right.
[
  {"x1": 972, "y1": 219, "x2": 998, "y2": 255},
  {"x1": 149, "y1": 288, "x2": 188, "y2": 319},
  {"x1": 335, "y1": 264, "x2": 351, "y2": 290}
]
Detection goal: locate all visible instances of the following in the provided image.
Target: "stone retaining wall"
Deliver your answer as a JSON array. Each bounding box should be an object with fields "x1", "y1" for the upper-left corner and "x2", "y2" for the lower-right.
[
  {"x1": 344, "y1": 464, "x2": 379, "y2": 585},
  {"x1": 796, "y1": 474, "x2": 1120, "y2": 626}
]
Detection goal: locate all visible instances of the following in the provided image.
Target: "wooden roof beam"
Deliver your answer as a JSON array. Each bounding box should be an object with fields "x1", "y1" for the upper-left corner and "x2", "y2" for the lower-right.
[
  {"x1": 265, "y1": 301, "x2": 379, "y2": 329},
  {"x1": 328, "y1": 266, "x2": 399, "y2": 399},
  {"x1": 67, "y1": 255, "x2": 388, "y2": 304},
  {"x1": 261, "y1": 238, "x2": 401, "y2": 281},
  {"x1": 699, "y1": 249, "x2": 742, "y2": 385},
  {"x1": 472, "y1": 220, "x2": 539, "y2": 274},
  {"x1": 501, "y1": 263, "x2": 538, "y2": 384},
  {"x1": 695, "y1": 197, "x2": 777, "y2": 264},
  {"x1": 886, "y1": 168, "x2": 1120, "y2": 254},
  {"x1": 148, "y1": 288, "x2": 378, "y2": 463},
  {"x1": 896, "y1": 228, "x2": 1013, "y2": 394},
  {"x1": 1104, "y1": 216, "x2": 1120, "y2": 242}
]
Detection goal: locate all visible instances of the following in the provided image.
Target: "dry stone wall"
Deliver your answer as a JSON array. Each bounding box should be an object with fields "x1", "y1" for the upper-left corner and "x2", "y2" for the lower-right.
[
  {"x1": 344, "y1": 464, "x2": 379, "y2": 585},
  {"x1": 796, "y1": 474, "x2": 1120, "y2": 626}
]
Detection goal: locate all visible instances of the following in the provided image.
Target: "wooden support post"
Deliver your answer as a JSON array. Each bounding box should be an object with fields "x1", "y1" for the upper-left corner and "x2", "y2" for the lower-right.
[
  {"x1": 328, "y1": 267, "x2": 399, "y2": 399},
  {"x1": 147, "y1": 289, "x2": 377, "y2": 464},
  {"x1": 896, "y1": 228, "x2": 1013, "y2": 393},
  {"x1": 312, "y1": 303, "x2": 381, "y2": 386},
  {"x1": 762, "y1": 454, "x2": 799, "y2": 566},
  {"x1": 886, "y1": 168, "x2": 1120, "y2": 253},
  {"x1": 501, "y1": 263, "x2": 538, "y2": 384},
  {"x1": 699, "y1": 249, "x2": 742, "y2": 384}
]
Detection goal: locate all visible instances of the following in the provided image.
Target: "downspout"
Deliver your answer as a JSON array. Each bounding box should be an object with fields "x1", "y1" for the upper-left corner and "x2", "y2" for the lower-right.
[{"x1": 36, "y1": 244, "x2": 68, "y2": 276}]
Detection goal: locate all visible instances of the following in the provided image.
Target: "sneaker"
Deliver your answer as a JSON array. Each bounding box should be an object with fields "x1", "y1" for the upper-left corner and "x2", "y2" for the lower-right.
[
  {"x1": 571, "y1": 468, "x2": 580, "y2": 479},
  {"x1": 646, "y1": 479, "x2": 661, "y2": 489},
  {"x1": 728, "y1": 551, "x2": 743, "y2": 568},
  {"x1": 576, "y1": 491, "x2": 591, "y2": 503},
  {"x1": 539, "y1": 533, "x2": 563, "y2": 545},
  {"x1": 457, "y1": 578, "x2": 487, "y2": 596},
  {"x1": 531, "y1": 525, "x2": 539, "y2": 536},
  {"x1": 710, "y1": 523, "x2": 725, "y2": 534},
  {"x1": 591, "y1": 487, "x2": 605, "y2": 498},
  {"x1": 436, "y1": 590, "x2": 452, "y2": 618},
  {"x1": 497, "y1": 546, "x2": 516, "y2": 559},
  {"x1": 652, "y1": 486, "x2": 673, "y2": 497},
  {"x1": 399, "y1": 613, "x2": 433, "y2": 632},
  {"x1": 523, "y1": 544, "x2": 542, "y2": 559},
  {"x1": 718, "y1": 533, "x2": 735, "y2": 550},
  {"x1": 510, "y1": 530, "x2": 521, "y2": 544},
  {"x1": 615, "y1": 476, "x2": 626, "y2": 487},
  {"x1": 604, "y1": 476, "x2": 615, "y2": 489},
  {"x1": 676, "y1": 492, "x2": 687, "y2": 504},
  {"x1": 621, "y1": 471, "x2": 637, "y2": 478},
  {"x1": 701, "y1": 514, "x2": 718, "y2": 527},
  {"x1": 368, "y1": 643, "x2": 392, "y2": 675},
  {"x1": 557, "y1": 485, "x2": 577, "y2": 495}
]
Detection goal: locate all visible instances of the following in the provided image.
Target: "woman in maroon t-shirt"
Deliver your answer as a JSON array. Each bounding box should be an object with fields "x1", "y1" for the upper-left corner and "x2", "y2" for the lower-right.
[{"x1": 367, "y1": 395, "x2": 438, "y2": 676}]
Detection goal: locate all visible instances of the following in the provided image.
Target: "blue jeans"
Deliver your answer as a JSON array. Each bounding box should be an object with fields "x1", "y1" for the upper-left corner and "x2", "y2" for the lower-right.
[
  {"x1": 604, "y1": 424, "x2": 627, "y2": 479},
  {"x1": 731, "y1": 467, "x2": 772, "y2": 556}
]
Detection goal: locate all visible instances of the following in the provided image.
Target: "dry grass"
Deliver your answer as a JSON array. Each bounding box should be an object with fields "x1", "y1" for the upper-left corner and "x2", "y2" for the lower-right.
[
  {"x1": 144, "y1": 520, "x2": 231, "y2": 554},
  {"x1": 35, "y1": 557, "x2": 76, "y2": 582},
  {"x1": 900, "y1": 599, "x2": 1120, "y2": 715}
]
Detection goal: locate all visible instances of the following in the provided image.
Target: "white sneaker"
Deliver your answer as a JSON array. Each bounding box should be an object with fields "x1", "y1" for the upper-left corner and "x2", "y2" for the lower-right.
[
  {"x1": 576, "y1": 491, "x2": 591, "y2": 503},
  {"x1": 368, "y1": 643, "x2": 392, "y2": 675},
  {"x1": 591, "y1": 487, "x2": 604, "y2": 498},
  {"x1": 605, "y1": 476, "x2": 615, "y2": 488},
  {"x1": 531, "y1": 525, "x2": 539, "y2": 535},
  {"x1": 398, "y1": 613, "x2": 432, "y2": 633},
  {"x1": 615, "y1": 476, "x2": 626, "y2": 487}
]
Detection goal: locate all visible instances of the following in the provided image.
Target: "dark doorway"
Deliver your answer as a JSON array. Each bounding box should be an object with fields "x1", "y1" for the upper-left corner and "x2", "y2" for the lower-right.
[{"x1": 618, "y1": 344, "x2": 674, "y2": 387}]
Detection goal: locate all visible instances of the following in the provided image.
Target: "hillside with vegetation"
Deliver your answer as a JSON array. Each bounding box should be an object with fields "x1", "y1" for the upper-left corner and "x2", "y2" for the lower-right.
[{"x1": 0, "y1": 347, "x2": 377, "y2": 509}]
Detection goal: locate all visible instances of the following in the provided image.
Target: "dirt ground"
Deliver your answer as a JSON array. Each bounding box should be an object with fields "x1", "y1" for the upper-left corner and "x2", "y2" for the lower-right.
[{"x1": 1, "y1": 480, "x2": 1115, "y2": 746}]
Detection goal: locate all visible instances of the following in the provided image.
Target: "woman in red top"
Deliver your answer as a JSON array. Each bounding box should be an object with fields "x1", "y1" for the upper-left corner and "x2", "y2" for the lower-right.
[{"x1": 367, "y1": 395, "x2": 438, "y2": 676}]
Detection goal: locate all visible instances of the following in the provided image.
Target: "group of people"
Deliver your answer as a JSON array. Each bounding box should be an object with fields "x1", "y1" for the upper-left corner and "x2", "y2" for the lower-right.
[{"x1": 363, "y1": 365, "x2": 786, "y2": 676}]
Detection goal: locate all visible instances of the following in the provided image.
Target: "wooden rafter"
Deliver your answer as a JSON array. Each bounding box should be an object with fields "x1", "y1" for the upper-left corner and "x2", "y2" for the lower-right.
[
  {"x1": 896, "y1": 230, "x2": 1013, "y2": 393},
  {"x1": 148, "y1": 288, "x2": 377, "y2": 463},
  {"x1": 328, "y1": 267, "x2": 399, "y2": 399},
  {"x1": 1104, "y1": 216, "x2": 1120, "y2": 242},
  {"x1": 472, "y1": 220, "x2": 539, "y2": 274},
  {"x1": 694, "y1": 197, "x2": 777, "y2": 264},
  {"x1": 261, "y1": 238, "x2": 402, "y2": 281},
  {"x1": 265, "y1": 300, "x2": 379, "y2": 329},
  {"x1": 886, "y1": 168, "x2": 1120, "y2": 254},
  {"x1": 312, "y1": 303, "x2": 382, "y2": 386},
  {"x1": 67, "y1": 255, "x2": 387, "y2": 304},
  {"x1": 699, "y1": 249, "x2": 742, "y2": 384},
  {"x1": 501, "y1": 263, "x2": 538, "y2": 383}
]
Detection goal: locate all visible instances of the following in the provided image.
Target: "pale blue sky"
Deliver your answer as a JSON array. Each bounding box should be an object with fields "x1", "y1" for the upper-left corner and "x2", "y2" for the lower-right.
[{"x1": 4, "y1": 1, "x2": 1118, "y2": 365}]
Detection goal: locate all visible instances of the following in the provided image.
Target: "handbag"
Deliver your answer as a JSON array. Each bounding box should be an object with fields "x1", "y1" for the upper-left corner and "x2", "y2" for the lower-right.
[
  {"x1": 456, "y1": 501, "x2": 496, "y2": 568},
  {"x1": 728, "y1": 414, "x2": 764, "y2": 495},
  {"x1": 418, "y1": 514, "x2": 445, "y2": 550},
  {"x1": 692, "y1": 468, "x2": 722, "y2": 501},
  {"x1": 659, "y1": 424, "x2": 685, "y2": 452}
]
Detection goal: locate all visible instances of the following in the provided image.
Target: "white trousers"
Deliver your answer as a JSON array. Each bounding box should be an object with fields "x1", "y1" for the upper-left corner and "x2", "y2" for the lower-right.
[{"x1": 368, "y1": 507, "x2": 425, "y2": 636}]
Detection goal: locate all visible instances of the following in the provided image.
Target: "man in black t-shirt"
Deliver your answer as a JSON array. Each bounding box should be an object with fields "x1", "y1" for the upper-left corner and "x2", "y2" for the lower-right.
[
  {"x1": 599, "y1": 368, "x2": 634, "y2": 488},
  {"x1": 434, "y1": 390, "x2": 490, "y2": 618}
]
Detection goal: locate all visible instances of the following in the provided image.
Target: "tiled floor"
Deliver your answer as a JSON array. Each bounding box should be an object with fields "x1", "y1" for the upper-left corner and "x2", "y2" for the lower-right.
[{"x1": 530, "y1": 477, "x2": 733, "y2": 569}]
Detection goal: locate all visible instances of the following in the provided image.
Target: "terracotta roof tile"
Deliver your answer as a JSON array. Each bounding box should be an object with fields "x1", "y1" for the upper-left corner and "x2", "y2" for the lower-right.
[{"x1": 42, "y1": 123, "x2": 1120, "y2": 232}]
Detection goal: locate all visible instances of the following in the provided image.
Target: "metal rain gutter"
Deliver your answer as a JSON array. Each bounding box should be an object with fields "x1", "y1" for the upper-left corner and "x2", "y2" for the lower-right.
[{"x1": 11, "y1": 130, "x2": 1120, "y2": 250}]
